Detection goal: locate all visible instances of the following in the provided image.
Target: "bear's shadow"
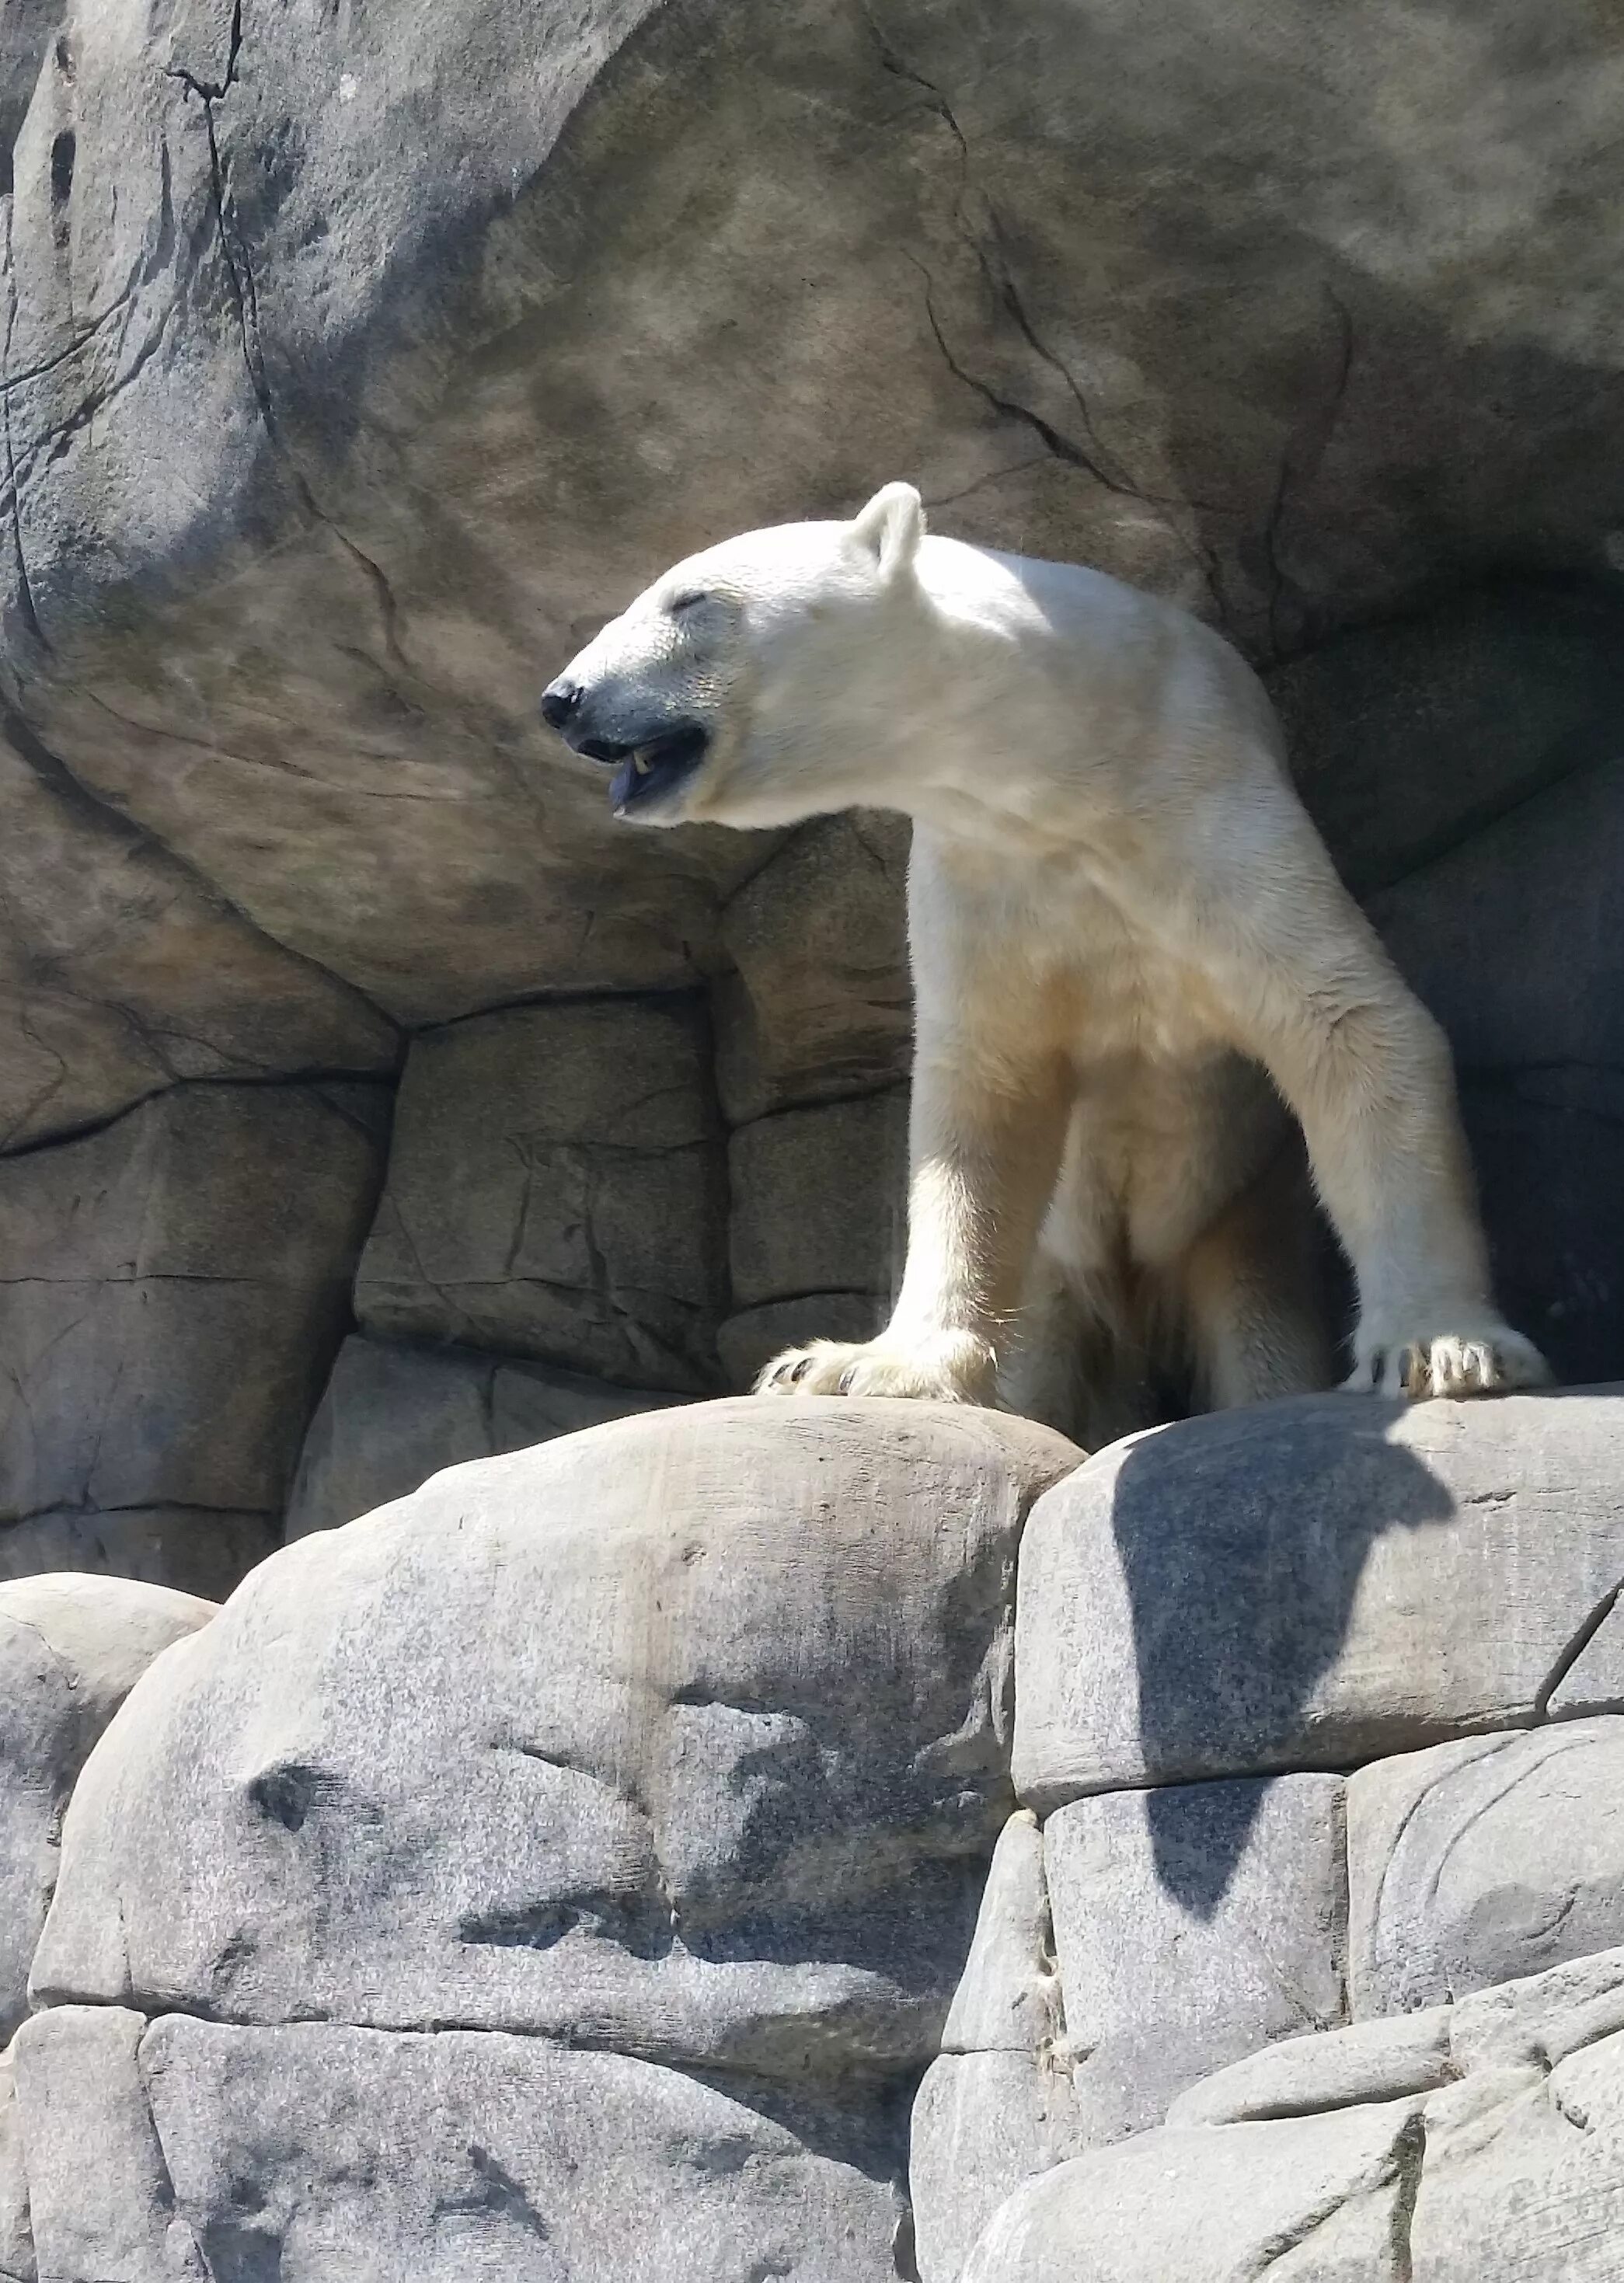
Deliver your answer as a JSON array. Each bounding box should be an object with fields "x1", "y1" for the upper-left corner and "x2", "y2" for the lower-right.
[{"x1": 1104, "y1": 1396, "x2": 1455, "y2": 1915}]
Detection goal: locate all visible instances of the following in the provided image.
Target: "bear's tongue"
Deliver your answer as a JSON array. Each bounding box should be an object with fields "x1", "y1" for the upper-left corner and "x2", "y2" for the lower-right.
[{"x1": 610, "y1": 755, "x2": 642, "y2": 810}]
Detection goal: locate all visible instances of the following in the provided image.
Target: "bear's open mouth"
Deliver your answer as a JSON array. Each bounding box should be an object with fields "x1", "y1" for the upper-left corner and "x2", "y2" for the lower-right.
[{"x1": 580, "y1": 723, "x2": 709, "y2": 817}]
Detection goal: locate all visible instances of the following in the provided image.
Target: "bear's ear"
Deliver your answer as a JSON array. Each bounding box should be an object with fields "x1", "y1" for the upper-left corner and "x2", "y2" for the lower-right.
[{"x1": 849, "y1": 483, "x2": 925, "y2": 583}]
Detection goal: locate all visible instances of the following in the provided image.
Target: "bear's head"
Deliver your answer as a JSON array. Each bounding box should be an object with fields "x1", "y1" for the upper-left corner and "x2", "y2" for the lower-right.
[{"x1": 540, "y1": 483, "x2": 928, "y2": 828}]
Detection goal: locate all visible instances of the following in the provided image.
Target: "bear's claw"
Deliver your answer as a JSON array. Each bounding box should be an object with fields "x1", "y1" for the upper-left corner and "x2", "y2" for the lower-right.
[{"x1": 1344, "y1": 1321, "x2": 1552, "y2": 1399}]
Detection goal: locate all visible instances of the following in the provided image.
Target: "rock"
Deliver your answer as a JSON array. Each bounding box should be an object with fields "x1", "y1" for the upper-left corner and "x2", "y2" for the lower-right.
[
  {"x1": 1549, "y1": 1587, "x2": 1624, "y2": 1717},
  {"x1": 1347, "y1": 1720, "x2": 1624, "y2": 2019},
  {"x1": 33, "y1": 1400, "x2": 1080, "y2": 2076},
  {"x1": 939, "y1": 1812, "x2": 1058, "y2": 2056},
  {"x1": 1166, "y1": 2009, "x2": 1455, "y2": 2128},
  {"x1": 64, "y1": 2013, "x2": 901, "y2": 2282},
  {"x1": 716, "y1": 1295, "x2": 888, "y2": 1396},
  {"x1": 1407, "y1": 2026, "x2": 1624, "y2": 2281},
  {"x1": 284, "y1": 1334, "x2": 678, "y2": 1539},
  {"x1": 911, "y1": 2052, "x2": 1080, "y2": 2283},
  {"x1": 0, "y1": 1574, "x2": 213, "y2": 2044},
  {"x1": 354, "y1": 997, "x2": 727, "y2": 1392},
  {"x1": 0, "y1": 2044, "x2": 29, "y2": 2283},
  {"x1": 1448, "y1": 1943, "x2": 1624, "y2": 2079},
  {"x1": 1274, "y1": 585, "x2": 1624, "y2": 901},
  {"x1": 959, "y1": 2098, "x2": 1425, "y2": 2283},
  {"x1": 1366, "y1": 753, "x2": 1624, "y2": 1388},
  {"x1": 1012, "y1": 1389, "x2": 1624, "y2": 1808},
  {"x1": 0, "y1": 723, "x2": 399, "y2": 1152},
  {"x1": 0, "y1": 1081, "x2": 388, "y2": 1556},
  {"x1": 727, "y1": 1090, "x2": 909, "y2": 1310},
  {"x1": 713, "y1": 814, "x2": 911, "y2": 1125},
  {"x1": 0, "y1": 1509, "x2": 274, "y2": 1604},
  {"x1": 1043, "y1": 1774, "x2": 1347, "y2": 2142},
  {"x1": 911, "y1": 1813, "x2": 1075, "y2": 2282},
  {"x1": 10, "y1": 2006, "x2": 175, "y2": 2283}
]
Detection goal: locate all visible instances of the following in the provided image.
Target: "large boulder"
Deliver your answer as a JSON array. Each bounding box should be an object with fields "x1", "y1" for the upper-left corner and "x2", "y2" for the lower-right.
[
  {"x1": 33, "y1": 1400, "x2": 1079, "y2": 2068},
  {"x1": 1013, "y1": 1388, "x2": 1624, "y2": 1808},
  {"x1": 0, "y1": 1573, "x2": 214, "y2": 2044}
]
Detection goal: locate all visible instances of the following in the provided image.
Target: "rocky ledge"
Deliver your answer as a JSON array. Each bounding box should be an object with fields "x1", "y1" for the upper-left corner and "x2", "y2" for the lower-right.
[{"x1": 5, "y1": 1386, "x2": 1624, "y2": 2278}]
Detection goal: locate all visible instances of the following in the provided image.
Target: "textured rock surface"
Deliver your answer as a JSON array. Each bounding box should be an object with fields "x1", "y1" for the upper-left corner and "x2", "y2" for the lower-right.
[
  {"x1": 33, "y1": 1401, "x2": 1079, "y2": 2071},
  {"x1": 0, "y1": 1575, "x2": 213, "y2": 2043},
  {"x1": 1347, "y1": 1720, "x2": 1624, "y2": 2018},
  {"x1": 911, "y1": 1815, "x2": 1077, "y2": 2283},
  {"x1": 715, "y1": 813, "x2": 911, "y2": 1126},
  {"x1": 972, "y1": 1948, "x2": 1624, "y2": 2283},
  {"x1": 1044, "y1": 1775, "x2": 1347, "y2": 2142},
  {"x1": 355, "y1": 997, "x2": 725, "y2": 1390},
  {"x1": 1013, "y1": 1389, "x2": 1624, "y2": 1807},
  {"x1": 16, "y1": 2007, "x2": 905, "y2": 2283},
  {"x1": 961, "y1": 2097, "x2": 1426, "y2": 2283},
  {"x1": 284, "y1": 1333, "x2": 677, "y2": 1539},
  {"x1": 727, "y1": 1089, "x2": 909, "y2": 1311},
  {"x1": 0, "y1": 1080, "x2": 387, "y2": 1581}
]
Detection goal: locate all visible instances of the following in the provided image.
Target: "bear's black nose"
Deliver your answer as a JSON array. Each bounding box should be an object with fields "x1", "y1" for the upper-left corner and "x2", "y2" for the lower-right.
[{"x1": 540, "y1": 678, "x2": 582, "y2": 730}]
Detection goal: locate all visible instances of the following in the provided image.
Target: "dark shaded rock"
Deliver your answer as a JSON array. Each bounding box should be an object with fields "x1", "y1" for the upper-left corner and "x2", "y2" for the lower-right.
[
  {"x1": 354, "y1": 995, "x2": 726, "y2": 1391},
  {"x1": 715, "y1": 814, "x2": 912, "y2": 1126},
  {"x1": 284, "y1": 1333, "x2": 678, "y2": 1539},
  {"x1": 727, "y1": 1090, "x2": 909, "y2": 1312},
  {"x1": 0, "y1": 1081, "x2": 388, "y2": 1564}
]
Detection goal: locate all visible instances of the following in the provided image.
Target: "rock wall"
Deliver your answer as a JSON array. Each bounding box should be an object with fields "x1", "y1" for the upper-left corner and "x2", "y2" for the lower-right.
[
  {"x1": 1, "y1": 2, "x2": 1623, "y2": 1596},
  {"x1": 9, "y1": 1389, "x2": 1624, "y2": 2274}
]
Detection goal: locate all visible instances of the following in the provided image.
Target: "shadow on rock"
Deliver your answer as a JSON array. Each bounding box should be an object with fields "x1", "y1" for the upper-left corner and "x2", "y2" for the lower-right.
[{"x1": 1108, "y1": 1397, "x2": 1455, "y2": 1915}]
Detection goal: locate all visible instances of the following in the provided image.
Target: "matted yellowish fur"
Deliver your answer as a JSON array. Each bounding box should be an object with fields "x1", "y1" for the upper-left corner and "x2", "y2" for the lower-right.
[{"x1": 543, "y1": 485, "x2": 1550, "y2": 1442}]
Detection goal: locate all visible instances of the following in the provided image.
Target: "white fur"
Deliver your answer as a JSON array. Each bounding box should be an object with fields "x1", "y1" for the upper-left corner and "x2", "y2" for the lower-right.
[{"x1": 549, "y1": 488, "x2": 1551, "y2": 1437}]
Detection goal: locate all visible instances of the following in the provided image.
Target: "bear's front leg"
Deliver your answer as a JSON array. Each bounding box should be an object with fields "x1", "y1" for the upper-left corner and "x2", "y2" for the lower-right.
[
  {"x1": 755, "y1": 1023, "x2": 1071, "y2": 1408},
  {"x1": 1190, "y1": 807, "x2": 1552, "y2": 1401}
]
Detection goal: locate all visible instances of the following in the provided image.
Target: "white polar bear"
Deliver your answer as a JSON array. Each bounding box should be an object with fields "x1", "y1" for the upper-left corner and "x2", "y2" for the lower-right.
[{"x1": 542, "y1": 484, "x2": 1549, "y2": 1434}]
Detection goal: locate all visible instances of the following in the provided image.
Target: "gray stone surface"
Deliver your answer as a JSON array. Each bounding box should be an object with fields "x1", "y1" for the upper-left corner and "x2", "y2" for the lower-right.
[
  {"x1": 1166, "y1": 2008, "x2": 1455, "y2": 2128},
  {"x1": 960, "y1": 2098, "x2": 1425, "y2": 2283},
  {"x1": 1549, "y1": 1586, "x2": 1624, "y2": 1719},
  {"x1": 911, "y1": 1813, "x2": 1075, "y2": 2282},
  {"x1": 0, "y1": 1080, "x2": 388, "y2": 1550},
  {"x1": 1044, "y1": 1774, "x2": 1347, "y2": 2143},
  {"x1": 727, "y1": 1089, "x2": 909, "y2": 1313},
  {"x1": 1013, "y1": 1389, "x2": 1624, "y2": 1808},
  {"x1": 11, "y1": 2006, "x2": 176, "y2": 2283},
  {"x1": 717, "y1": 1295, "x2": 890, "y2": 1396},
  {"x1": 714, "y1": 814, "x2": 911, "y2": 1126},
  {"x1": 912, "y1": 2052, "x2": 1080, "y2": 2283},
  {"x1": 33, "y1": 1400, "x2": 1080, "y2": 2075},
  {"x1": 0, "y1": 1574, "x2": 213, "y2": 2044},
  {"x1": 939, "y1": 1812, "x2": 1058, "y2": 2058},
  {"x1": 131, "y1": 2015, "x2": 901, "y2": 2281},
  {"x1": 355, "y1": 997, "x2": 726, "y2": 1392},
  {"x1": 284, "y1": 1334, "x2": 678, "y2": 1539},
  {"x1": 1409, "y1": 2027, "x2": 1624, "y2": 2281},
  {"x1": 0, "y1": 2045, "x2": 30, "y2": 2282},
  {"x1": 1348, "y1": 1721, "x2": 1624, "y2": 2020}
]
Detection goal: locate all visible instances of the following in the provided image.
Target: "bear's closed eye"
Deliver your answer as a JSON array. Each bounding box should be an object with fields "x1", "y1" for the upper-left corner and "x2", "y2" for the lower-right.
[{"x1": 667, "y1": 591, "x2": 709, "y2": 614}]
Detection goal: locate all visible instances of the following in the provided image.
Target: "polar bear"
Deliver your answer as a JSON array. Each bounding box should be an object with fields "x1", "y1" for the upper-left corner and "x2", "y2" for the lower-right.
[{"x1": 542, "y1": 484, "x2": 1549, "y2": 1435}]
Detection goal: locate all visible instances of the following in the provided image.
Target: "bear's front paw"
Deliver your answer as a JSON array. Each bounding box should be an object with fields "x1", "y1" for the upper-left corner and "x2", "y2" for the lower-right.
[
  {"x1": 754, "y1": 1329, "x2": 998, "y2": 1404},
  {"x1": 1344, "y1": 1315, "x2": 1553, "y2": 1399}
]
